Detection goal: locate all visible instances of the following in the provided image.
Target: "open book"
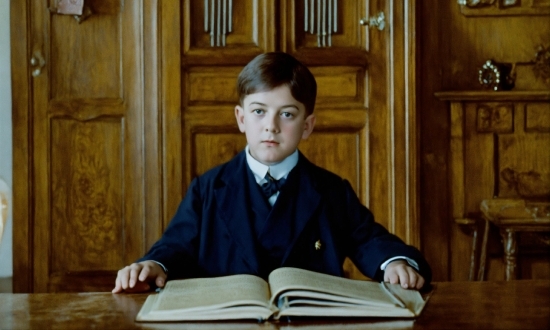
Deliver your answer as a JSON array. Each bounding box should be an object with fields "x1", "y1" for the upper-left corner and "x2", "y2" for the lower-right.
[{"x1": 135, "y1": 267, "x2": 427, "y2": 322}]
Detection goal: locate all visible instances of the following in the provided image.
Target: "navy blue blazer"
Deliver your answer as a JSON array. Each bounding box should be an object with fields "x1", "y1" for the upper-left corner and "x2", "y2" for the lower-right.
[{"x1": 140, "y1": 151, "x2": 432, "y2": 284}]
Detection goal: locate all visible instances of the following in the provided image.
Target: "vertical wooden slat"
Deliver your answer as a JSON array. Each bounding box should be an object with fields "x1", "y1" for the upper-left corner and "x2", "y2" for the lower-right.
[
  {"x1": 143, "y1": 0, "x2": 163, "y2": 253},
  {"x1": 162, "y1": 1, "x2": 183, "y2": 231},
  {"x1": 449, "y1": 101, "x2": 465, "y2": 220},
  {"x1": 11, "y1": 0, "x2": 32, "y2": 293}
]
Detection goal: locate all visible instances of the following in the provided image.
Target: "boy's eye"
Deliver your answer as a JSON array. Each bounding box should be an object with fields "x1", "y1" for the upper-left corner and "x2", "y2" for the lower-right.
[
  {"x1": 281, "y1": 112, "x2": 294, "y2": 118},
  {"x1": 253, "y1": 109, "x2": 264, "y2": 115}
]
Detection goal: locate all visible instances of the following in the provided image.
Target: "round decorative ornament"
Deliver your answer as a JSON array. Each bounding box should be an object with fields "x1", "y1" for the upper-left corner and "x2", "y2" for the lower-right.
[{"x1": 478, "y1": 60, "x2": 515, "y2": 91}]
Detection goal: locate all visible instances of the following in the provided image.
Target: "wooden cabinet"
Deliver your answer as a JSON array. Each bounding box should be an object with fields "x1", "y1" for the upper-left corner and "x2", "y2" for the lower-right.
[
  {"x1": 12, "y1": 0, "x2": 421, "y2": 292},
  {"x1": 173, "y1": 0, "x2": 421, "y2": 243},
  {"x1": 436, "y1": 91, "x2": 550, "y2": 281},
  {"x1": 173, "y1": 1, "x2": 422, "y2": 281}
]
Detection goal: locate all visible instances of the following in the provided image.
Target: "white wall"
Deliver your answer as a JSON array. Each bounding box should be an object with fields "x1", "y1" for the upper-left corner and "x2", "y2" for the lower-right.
[{"x1": 0, "y1": 0, "x2": 13, "y2": 278}]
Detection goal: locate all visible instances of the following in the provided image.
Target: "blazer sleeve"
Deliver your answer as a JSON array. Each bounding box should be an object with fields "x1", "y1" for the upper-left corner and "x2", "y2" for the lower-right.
[
  {"x1": 137, "y1": 177, "x2": 203, "y2": 279},
  {"x1": 341, "y1": 179, "x2": 432, "y2": 285}
]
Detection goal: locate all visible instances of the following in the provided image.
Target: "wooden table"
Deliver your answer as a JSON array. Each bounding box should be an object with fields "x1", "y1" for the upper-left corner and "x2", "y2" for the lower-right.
[{"x1": 1, "y1": 280, "x2": 549, "y2": 329}]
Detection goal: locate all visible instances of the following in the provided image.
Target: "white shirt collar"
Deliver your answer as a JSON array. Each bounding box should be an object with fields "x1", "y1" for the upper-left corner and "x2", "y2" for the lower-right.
[{"x1": 245, "y1": 145, "x2": 299, "y2": 183}]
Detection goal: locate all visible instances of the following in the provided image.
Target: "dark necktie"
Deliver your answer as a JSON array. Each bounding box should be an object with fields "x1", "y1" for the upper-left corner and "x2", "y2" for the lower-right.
[{"x1": 261, "y1": 172, "x2": 286, "y2": 198}]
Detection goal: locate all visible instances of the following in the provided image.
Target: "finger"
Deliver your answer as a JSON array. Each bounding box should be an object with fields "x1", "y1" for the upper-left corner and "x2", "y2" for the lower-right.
[
  {"x1": 396, "y1": 266, "x2": 410, "y2": 289},
  {"x1": 406, "y1": 268, "x2": 418, "y2": 289},
  {"x1": 415, "y1": 275, "x2": 425, "y2": 290},
  {"x1": 129, "y1": 264, "x2": 142, "y2": 288},
  {"x1": 156, "y1": 272, "x2": 168, "y2": 288},
  {"x1": 112, "y1": 275, "x2": 122, "y2": 293},
  {"x1": 138, "y1": 264, "x2": 151, "y2": 282},
  {"x1": 118, "y1": 267, "x2": 131, "y2": 290},
  {"x1": 385, "y1": 270, "x2": 399, "y2": 285}
]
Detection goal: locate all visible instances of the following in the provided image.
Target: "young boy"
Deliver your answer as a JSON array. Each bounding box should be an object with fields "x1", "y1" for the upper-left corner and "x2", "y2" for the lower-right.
[{"x1": 113, "y1": 52, "x2": 431, "y2": 294}]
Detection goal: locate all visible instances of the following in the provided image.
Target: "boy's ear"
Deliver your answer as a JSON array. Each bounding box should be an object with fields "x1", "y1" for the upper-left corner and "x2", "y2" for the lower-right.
[
  {"x1": 235, "y1": 105, "x2": 246, "y2": 133},
  {"x1": 301, "y1": 114, "x2": 316, "y2": 140}
]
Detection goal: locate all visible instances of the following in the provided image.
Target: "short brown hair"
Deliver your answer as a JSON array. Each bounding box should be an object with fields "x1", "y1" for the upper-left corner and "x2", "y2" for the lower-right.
[{"x1": 237, "y1": 52, "x2": 317, "y2": 115}]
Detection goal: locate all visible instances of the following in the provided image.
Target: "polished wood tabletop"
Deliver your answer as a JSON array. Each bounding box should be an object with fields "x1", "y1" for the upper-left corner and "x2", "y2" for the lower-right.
[{"x1": 1, "y1": 280, "x2": 549, "y2": 329}]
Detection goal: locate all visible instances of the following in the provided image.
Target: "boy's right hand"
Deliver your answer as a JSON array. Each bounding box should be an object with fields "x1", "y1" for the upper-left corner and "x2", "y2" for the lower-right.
[{"x1": 112, "y1": 261, "x2": 167, "y2": 293}]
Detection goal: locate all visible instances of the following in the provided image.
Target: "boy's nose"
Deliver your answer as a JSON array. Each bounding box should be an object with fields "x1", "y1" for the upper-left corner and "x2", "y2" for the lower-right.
[{"x1": 264, "y1": 115, "x2": 280, "y2": 133}]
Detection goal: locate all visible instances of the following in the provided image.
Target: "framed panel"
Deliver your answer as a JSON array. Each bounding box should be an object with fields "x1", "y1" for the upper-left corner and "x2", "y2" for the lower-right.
[{"x1": 183, "y1": 0, "x2": 276, "y2": 63}]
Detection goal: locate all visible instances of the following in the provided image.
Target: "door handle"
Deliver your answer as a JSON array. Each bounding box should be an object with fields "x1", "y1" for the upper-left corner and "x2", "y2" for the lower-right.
[
  {"x1": 360, "y1": 12, "x2": 386, "y2": 31},
  {"x1": 30, "y1": 51, "x2": 46, "y2": 77}
]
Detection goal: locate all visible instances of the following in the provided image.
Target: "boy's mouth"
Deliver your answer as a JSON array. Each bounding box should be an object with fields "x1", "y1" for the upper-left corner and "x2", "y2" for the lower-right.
[{"x1": 262, "y1": 140, "x2": 279, "y2": 146}]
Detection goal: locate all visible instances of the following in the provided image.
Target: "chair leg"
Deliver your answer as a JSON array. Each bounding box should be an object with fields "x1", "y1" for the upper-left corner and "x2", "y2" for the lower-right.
[
  {"x1": 477, "y1": 219, "x2": 490, "y2": 281},
  {"x1": 468, "y1": 225, "x2": 478, "y2": 281}
]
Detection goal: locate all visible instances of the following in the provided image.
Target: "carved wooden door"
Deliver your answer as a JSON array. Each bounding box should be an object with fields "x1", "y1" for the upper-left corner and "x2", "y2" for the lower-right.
[
  {"x1": 12, "y1": 1, "x2": 162, "y2": 292},
  {"x1": 166, "y1": 0, "x2": 419, "y2": 279}
]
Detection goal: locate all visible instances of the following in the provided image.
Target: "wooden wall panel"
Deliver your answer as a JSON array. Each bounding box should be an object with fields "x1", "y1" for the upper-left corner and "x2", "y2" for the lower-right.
[
  {"x1": 445, "y1": 7, "x2": 550, "y2": 91},
  {"x1": 420, "y1": 1, "x2": 550, "y2": 281},
  {"x1": 311, "y1": 66, "x2": 365, "y2": 108},
  {"x1": 463, "y1": 103, "x2": 495, "y2": 213},
  {"x1": 50, "y1": 118, "x2": 123, "y2": 271},
  {"x1": 300, "y1": 132, "x2": 364, "y2": 195},
  {"x1": 50, "y1": 13, "x2": 120, "y2": 99},
  {"x1": 187, "y1": 69, "x2": 240, "y2": 105},
  {"x1": 193, "y1": 133, "x2": 246, "y2": 176},
  {"x1": 525, "y1": 103, "x2": 550, "y2": 132},
  {"x1": 499, "y1": 106, "x2": 550, "y2": 199}
]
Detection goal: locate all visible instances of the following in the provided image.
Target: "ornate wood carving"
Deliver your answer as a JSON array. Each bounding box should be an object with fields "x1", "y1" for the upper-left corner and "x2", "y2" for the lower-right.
[
  {"x1": 476, "y1": 103, "x2": 514, "y2": 133},
  {"x1": 458, "y1": 0, "x2": 550, "y2": 16},
  {"x1": 501, "y1": 228, "x2": 518, "y2": 280},
  {"x1": 525, "y1": 102, "x2": 550, "y2": 132}
]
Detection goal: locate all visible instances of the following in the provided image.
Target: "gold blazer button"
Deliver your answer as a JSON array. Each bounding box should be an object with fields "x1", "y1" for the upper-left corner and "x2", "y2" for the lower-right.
[{"x1": 315, "y1": 240, "x2": 322, "y2": 251}]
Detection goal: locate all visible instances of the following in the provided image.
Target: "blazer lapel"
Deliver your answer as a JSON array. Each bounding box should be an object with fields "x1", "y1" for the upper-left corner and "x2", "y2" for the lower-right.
[{"x1": 214, "y1": 152, "x2": 260, "y2": 273}]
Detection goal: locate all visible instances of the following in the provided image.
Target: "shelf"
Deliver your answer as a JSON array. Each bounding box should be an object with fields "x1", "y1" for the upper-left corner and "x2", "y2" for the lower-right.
[{"x1": 434, "y1": 90, "x2": 550, "y2": 102}]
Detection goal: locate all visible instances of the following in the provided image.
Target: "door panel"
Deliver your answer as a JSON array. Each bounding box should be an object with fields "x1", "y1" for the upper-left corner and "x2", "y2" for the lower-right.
[
  {"x1": 12, "y1": 0, "x2": 161, "y2": 293},
  {"x1": 50, "y1": 13, "x2": 121, "y2": 99},
  {"x1": 32, "y1": 0, "x2": 143, "y2": 292},
  {"x1": 183, "y1": 0, "x2": 276, "y2": 64}
]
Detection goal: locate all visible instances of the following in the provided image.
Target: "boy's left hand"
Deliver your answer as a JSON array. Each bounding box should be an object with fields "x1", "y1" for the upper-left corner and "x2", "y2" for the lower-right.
[{"x1": 384, "y1": 260, "x2": 425, "y2": 290}]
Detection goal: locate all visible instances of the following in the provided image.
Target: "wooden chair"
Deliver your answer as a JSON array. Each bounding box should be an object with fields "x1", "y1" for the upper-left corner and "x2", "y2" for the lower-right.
[{"x1": 478, "y1": 198, "x2": 550, "y2": 280}]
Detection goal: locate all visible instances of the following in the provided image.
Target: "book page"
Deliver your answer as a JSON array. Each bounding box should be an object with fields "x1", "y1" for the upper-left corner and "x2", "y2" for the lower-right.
[
  {"x1": 383, "y1": 281, "x2": 428, "y2": 315},
  {"x1": 276, "y1": 305, "x2": 415, "y2": 319},
  {"x1": 152, "y1": 274, "x2": 271, "y2": 312},
  {"x1": 278, "y1": 290, "x2": 397, "y2": 308},
  {"x1": 136, "y1": 294, "x2": 275, "y2": 322},
  {"x1": 267, "y1": 268, "x2": 405, "y2": 308}
]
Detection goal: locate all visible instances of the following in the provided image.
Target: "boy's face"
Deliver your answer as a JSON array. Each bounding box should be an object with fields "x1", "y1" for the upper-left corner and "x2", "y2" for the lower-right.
[{"x1": 235, "y1": 85, "x2": 316, "y2": 165}]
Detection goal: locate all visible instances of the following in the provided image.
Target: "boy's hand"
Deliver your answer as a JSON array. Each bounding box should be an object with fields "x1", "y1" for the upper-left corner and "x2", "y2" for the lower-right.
[
  {"x1": 112, "y1": 261, "x2": 167, "y2": 293},
  {"x1": 383, "y1": 260, "x2": 425, "y2": 290}
]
